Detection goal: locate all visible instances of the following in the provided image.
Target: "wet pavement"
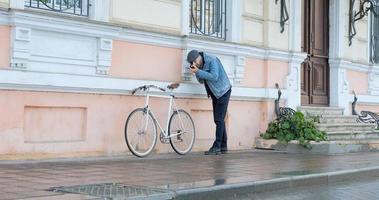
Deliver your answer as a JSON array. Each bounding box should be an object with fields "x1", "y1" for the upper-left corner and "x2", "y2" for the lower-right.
[
  {"x1": 237, "y1": 178, "x2": 379, "y2": 200},
  {"x1": 1, "y1": 150, "x2": 379, "y2": 199}
]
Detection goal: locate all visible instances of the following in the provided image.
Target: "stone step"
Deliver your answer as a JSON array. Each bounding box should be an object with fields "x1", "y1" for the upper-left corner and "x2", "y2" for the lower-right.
[
  {"x1": 316, "y1": 123, "x2": 376, "y2": 132},
  {"x1": 299, "y1": 106, "x2": 344, "y2": 116},
  {"x1": 319, "y1": 115, "x2": 358, "y2": 124},
  {"x1": 255, "y1": 137, "x2": 379, "y2": 154},
  {"x1": 327, "y1": 130, "x2": 379, "y2": 141}
]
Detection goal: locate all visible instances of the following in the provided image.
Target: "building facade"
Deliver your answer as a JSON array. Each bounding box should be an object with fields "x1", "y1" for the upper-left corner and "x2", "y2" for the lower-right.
[{"x1": 0, "y1": 0, "x2": 378, "y2": 159}]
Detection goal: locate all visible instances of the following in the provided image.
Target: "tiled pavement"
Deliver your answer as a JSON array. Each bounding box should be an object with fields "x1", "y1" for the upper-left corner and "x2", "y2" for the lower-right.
[{"x1": 1, "y1": 150, "x2": 379, "y2": 199}]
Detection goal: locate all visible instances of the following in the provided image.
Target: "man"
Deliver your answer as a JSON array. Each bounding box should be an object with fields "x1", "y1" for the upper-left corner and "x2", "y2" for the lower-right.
[{"x1": 187, "y1": 50, "x2": 232, "y2": 155}]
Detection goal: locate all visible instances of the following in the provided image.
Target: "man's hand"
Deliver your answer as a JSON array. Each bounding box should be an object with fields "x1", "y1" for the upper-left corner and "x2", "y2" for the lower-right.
[{"x1": 190, "y1": 64, "x2": 199, "y2": 74}]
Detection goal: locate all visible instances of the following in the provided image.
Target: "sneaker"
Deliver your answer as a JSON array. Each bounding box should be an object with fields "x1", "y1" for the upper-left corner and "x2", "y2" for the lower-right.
[
  {"x1": 204, "y1": 148, "x2": 221, "y2": 155},
  {"x1": 221, "y1": 149, "x2": 228, "y2": 154}
]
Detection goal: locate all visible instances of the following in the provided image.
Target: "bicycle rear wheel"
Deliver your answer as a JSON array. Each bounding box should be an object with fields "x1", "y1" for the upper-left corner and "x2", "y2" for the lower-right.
[
  {"x1": 168, "y1": 109, "x2": 195, "y2": 155},
  {"x1": 125, "y1": 108, "x2": 157, "y2": 157}
]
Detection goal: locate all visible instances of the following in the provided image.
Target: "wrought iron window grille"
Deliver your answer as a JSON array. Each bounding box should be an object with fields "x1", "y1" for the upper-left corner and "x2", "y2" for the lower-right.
[
  {"x1": 275, "y1": 0, "x2": 289, "y2": 34},
  {"x1": 190, "y1": 0, "x2": 226, "y2": 40},
  {"x1": 349, "y1": 0, "x2": 378, "y2": 46},
  {"x1": 25, "y1": 0, "x2": 90, "y2": 17},
  {"x1": 275, "y1": 83, "x2": 296, "y2": 119},
  {"x1": 352, "y1": 91, "x2": 379, "y2": 129}
]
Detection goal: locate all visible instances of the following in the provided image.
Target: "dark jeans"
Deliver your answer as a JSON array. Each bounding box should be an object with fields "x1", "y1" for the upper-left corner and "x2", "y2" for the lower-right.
[{"x1": 210, "y1": 89, "x2": 231, "y2": 150}]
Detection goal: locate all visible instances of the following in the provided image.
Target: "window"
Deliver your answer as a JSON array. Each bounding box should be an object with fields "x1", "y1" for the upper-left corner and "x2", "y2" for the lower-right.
[
  {"x1": 189, "y1": 0, "x2": 226, "y2": 40},
  {"x1": 370, "y1": 0, "x2": 379, "y2": 64},
  {"x1": 25, "y1": 0, "x2": 89, "y2": 16}
]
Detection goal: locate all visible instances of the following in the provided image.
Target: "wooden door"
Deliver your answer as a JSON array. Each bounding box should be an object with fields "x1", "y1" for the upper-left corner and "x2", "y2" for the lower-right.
[{"x1": 301, "y1": 0, "x2": 329, "y2": 106}]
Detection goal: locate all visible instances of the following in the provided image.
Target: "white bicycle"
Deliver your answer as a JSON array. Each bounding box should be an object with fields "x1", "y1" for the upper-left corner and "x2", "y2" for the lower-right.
[{"x1": 125, "y1": 83, "x2": 195, "y2": 157}]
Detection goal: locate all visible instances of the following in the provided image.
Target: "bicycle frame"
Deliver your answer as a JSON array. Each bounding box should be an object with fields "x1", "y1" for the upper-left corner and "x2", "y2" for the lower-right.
[{"x1": 142, "y1": 88, "x2": 184, "y2": 139}]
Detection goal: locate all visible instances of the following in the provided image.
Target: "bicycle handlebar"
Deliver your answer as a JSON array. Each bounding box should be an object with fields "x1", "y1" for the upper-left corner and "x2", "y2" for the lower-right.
[{"x1": 131, "y1": 85, "x2": 166, "y2": 95}]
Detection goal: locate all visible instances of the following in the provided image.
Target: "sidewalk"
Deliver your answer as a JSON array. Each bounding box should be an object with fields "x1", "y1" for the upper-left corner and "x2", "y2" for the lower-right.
[{"x1": 1, "y1": 150, "x2": 379, "y2": 199}]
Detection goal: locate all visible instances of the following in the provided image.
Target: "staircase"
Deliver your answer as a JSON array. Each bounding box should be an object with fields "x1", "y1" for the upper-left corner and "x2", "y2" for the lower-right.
[
  {"x1": 255, "y1": 106, "x2": 379, "y2": 154},
  {"x1": 299, "y1": 106, "x2": 379, "y2": 141}
]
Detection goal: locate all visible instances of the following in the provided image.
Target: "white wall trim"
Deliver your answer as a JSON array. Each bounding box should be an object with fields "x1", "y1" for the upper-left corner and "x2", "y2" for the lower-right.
[
  {"x1": 227, "y1": 0, "x2": 242, "y2": 43},
  {"x1": 0, "y1": 69, "x2": 287, "y2": 101},
  {"x1": 285, "y1": 0, "x2": 303, "y2": 109},
  {"x1": 329, "y1": 0, "x2": 350, "y2": 114},
  {"x1": 1, "y1": 9, "x2": 303, "y2": 101},
  {"x1": 5, "y1": 10, "x2": 306, "y2": 63},
  {"x1": 288, "y1": 0, "x2": 301, "y2": 52},
  {"x1": 9, "y1": 0, "x2": 24, "y2": 10},
  {"x1": 329, "y1": 59, "x2": 369, "y2": 72},
  {"x1": 89, "y1": 0, "x2": 110, "y2": 22},
  {"x1": 180, "y1": 0, "x2": 190, "y2": 36},
  {"x1": 96, "y1": 38, "x2": 113, "y2": 75},
  {"x1": 0, "y1": 10, "x2": 9, "y2": 25},
  {"x1": 349, "y1": 94, "x2": 379, "y2": 105},
  {"x1": 329, "y1": 0, "x2": 345, "y2": 59},
  {"x1": 368, "y1": 67, "x2": 379, "y2": 95},
  {"x1": 10, "y1": 26, "x2": 31, "y2": 69},
  {"x1": 9, "y1": 10, "x2": 121, "y2": 38}
]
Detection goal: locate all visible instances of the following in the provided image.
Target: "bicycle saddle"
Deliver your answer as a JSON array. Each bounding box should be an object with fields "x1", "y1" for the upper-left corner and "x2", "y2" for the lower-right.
[{"x1": 167, "y1": 83, "x2": 180, "y2": 90}]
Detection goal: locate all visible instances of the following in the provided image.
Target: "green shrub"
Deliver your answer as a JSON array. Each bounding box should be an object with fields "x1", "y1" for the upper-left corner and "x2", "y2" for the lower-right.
[{"x1": 261, "y1": 111, "x2": 327, "y2": 149}]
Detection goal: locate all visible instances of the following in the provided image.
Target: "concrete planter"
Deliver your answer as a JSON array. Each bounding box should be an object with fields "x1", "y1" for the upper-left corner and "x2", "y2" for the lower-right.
[{"x1": 255, "y1": 137, "x2": 379, "y2": 155}]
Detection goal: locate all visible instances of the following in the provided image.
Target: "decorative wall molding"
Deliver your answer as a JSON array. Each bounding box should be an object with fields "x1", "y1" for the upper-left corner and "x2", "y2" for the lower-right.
[
  {"x1": 9, "y1": 10, "x2": 121, "y2": 38},
  {"x1": 286, "y1": 62, "x2": 301, "y2": 109},
  {"x1": 0, "y1": 10, "x2": 9, "y2": 25},
  {"x1": 329, "y1": 0, "x2": 345, "y2": 60},
  {"x1": 11, "y1": 26, "x2": 31, "y2": 69},
  {"x1": 96, "y1": 38, "x2": 113, "y2": 75},
  {"x1": 284, "y1": 0, "x2": 303, "y2": 109},
  {"x1": 329, "y1": 58, "x2": 372, "y2": 73},
  {"x1": 180, "y1": 0, "x2": 190, "y2": 36},
  {"x1": 328, "y1": 0, "x2": 350, "y2": 114},
  {"x1": 89, "y1": 0, "x2": 110, "y2": 22},
  {"x1": 5, "y1": 10, "x2": 308, "y2": 63},
  {"x1": 1, "y1": 9, "x2": 306, "y2": 101},
  {"x1": 234, "y1": 56, "x2": 245, "y2": 85},
  {"x1": 0, "y1": 69, "x2": 287, "y2": 101},
  {"x1": 9, "y1": 0, "x2": 24, "y2": 10},
  {"x1": 330, "y1": 58, "x2": 379, "y2": 100},
  {"x1": 350, "y1": 94, "x2": 379, "y2": 105},
  {"x1": 368, "y1": 70, "x2": 379, "y2": 95},
  {"x1": 329, "y1": 64, "x2": 350, "y2": 114},
  {"x1": 227, "y1": 0, "x2": 242, "y2": 43}
]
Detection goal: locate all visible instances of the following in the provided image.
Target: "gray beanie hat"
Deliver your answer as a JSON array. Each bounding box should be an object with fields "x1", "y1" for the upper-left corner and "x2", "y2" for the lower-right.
[{"x1": 186, "y1": 50, "x2": 200, "y2": 63}]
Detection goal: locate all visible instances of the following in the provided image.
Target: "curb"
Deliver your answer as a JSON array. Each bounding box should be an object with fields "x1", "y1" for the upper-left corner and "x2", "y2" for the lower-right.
[{"x1": 173, "y1": 166, "x2": 379, "y2": 200}]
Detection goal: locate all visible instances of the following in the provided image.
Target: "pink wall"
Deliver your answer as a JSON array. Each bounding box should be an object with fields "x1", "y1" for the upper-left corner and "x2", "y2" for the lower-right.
[
  {"x1": 243, "y1": 58, "x2": 265, "y2": 87},
  {"x1": 110, "y1": 41, "x2": 183, "y2": 82},
  {"x1": 0, "y1": 26, "x2": 10, "y2": 68},
  {"x1": 0, "y1": 90, "x2": 264, "y2": 158},
  {"x1": 266, "y1": 60, "x2": 288, "y2": 88},
  {"x1": 243, "y1": 58, "x2": 288, "y2": 88},
  {"x1": 346, "y1": 70, "x2": 368, "y2": 95}
]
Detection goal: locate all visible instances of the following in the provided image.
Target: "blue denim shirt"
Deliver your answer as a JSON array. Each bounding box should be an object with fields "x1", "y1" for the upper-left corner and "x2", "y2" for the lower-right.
[{"x1": 195, "y1": 53, "x2": 232, "y2": 99}]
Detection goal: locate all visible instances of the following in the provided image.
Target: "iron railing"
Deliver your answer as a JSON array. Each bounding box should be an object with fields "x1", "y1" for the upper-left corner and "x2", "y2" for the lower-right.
[
  {"x1": 190, "y1": 0, "x2": 226, "y2": 40},
  {"x1": 352, "y1": 91, "x2": 379, "y2": 129},
  {"x1": 25, "y1": 0, "x2": 90, "y2": 16},
  {"x1": 275, "y1": 0, "x2": 289, "y2": 33},
  {"x1": 349, "y1": 0, "x2": 378, "y2": 46},
  {"x1": 370, "y1": 0, "x2": 379, "y2": 63},
  {"x1": 275, "y1": 83, "x2": 296, "y2": 119}
]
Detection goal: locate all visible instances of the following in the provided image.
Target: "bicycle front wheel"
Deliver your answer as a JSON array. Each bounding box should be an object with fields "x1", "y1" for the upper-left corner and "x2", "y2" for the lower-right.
[
  {"x1": 168, "y1": 109, "x2": 195, "y2": 155},
  {"x1": 125, "y1": 108, "x2": 157, "y2": 157}
]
